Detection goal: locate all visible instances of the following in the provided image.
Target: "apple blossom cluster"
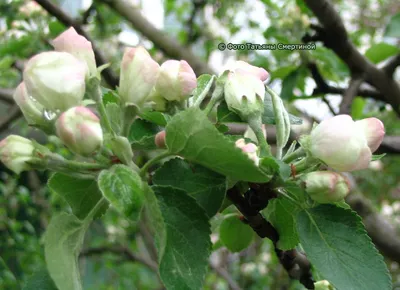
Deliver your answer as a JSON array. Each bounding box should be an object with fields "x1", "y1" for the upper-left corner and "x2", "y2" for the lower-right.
[{"x1": 0, "y1": 26, "x2": 386, "y2": 207}]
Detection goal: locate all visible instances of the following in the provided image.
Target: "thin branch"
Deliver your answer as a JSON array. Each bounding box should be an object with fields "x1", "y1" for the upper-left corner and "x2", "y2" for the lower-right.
[
  {"x1": 0, "y1": 88, "x2": 14, "y2": 104},
  {"x1": 339, "y1": 76, "x2": 364, "y2": 114},
  {"x1": 34, "y1": 0, "x2": 119, "y2": 87},
  {"x1": 321, "y1": 96, "x2": 337, "y2": 115},
  {"x1": 0, "y1": 106, "x2": 22, "y2": 133},
  {"x1": 186, "y1": 0, "x2": 206, "y2": 44},
  {"x1": 209, "y1": 262, "x2": 242, "y2": 290},
  {"x1": 303, "y1": 0, "x2": 400, "y2": 116},
  {"x1": 80, "y1": 246, "x2": 158, "y2": 271},
  {"x1": 226, "y1": 186, "x2": 315, "y2": 289},
  {"x1": 383, "y1": 53, "x2": 400, "y2": 76},
  {"x1": 101, "y1": 0, "x2": 214, "y2": 75}
]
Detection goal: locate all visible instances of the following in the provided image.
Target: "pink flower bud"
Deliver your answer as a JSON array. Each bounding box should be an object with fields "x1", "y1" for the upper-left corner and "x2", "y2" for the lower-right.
[
  {"x1": 304, "y1": 171, "x2": 350, "y2": 204},
  {"x1": 309, "y1": 115, "x2": 385, "y2": 172},
  {"x1": 230, "y1": 61, "x2": 269, "y2": 82},
  {"x1": 155, "y1": 60, "x2": 197, "y2": 101},
  {"x1": 52, "y1": 27, "x2": 97, "y2": 78},
  {"x1": 235, "y1": 138, "x2": 259, "y2": 166},
  {"x1": 224, "y1": 70, "x2": 265, "y2": 119},
  {"x1": 155, "y1": 131, "x2": 166, "y2": 148},
  {"x1": 119, "y1": 46, "x2": 160, "y2": 107},
  {"x1": 56, "y1": 106, "x2": 103, "y2": 155},
  {"x1": 13, "y1": 82, "x2": 43, "y2": 125},
  {"x1": 0, "y1": 135, "x2": 35, "y2": 174},
  {"x1": 24, "y1": 52, "x2": 87, "y2": 111}
]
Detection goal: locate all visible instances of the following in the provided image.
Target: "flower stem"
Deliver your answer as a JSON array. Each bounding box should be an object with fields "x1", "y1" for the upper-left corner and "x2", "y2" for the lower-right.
[
  {"x1": 247, "y1": 115, "x2": 271, "y2": 157},
  {"x1": 47, "y1": 153, "x2": 108, "y2": 172},
  {"x1": 204, "y1": 80, "x2": 224, "y2": 115},
  {"x1": 140, "y1": 151, "x2": 173, "y2": 178},
  {"x1": 194, "y1": 75, "x2": 216, "y2": 107},
  {"x1": 282, "y1": 147, "x2": 305, "y2": 164},
  {"x1": 89, "y1": 79, "x2": 115, "y2": 137}
]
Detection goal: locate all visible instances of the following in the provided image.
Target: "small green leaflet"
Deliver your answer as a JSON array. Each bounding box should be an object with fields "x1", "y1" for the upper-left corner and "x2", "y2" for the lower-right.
[
  {"x1": 297, "y1": 205, "x2": 391, "y2": 290},
  {"x1": 219, "y1": 214, "x2": 254, "y2": 252},
  {"x1": 128, "y1": 118, "x2": 161, "y2": 150},
  {"x1": 153, "y1": 186, "x2": 212, "y2": 290},
  {"x1": 23, "y1": 266, "x2": 57, "y2": 290},
  {"x1": 263, "y1": 197, "x2": 300, "y2": 250},
  {"x1": 165, "y1": 107, "x2": 270, "y2": 183},
  {"x1": 98, "y1": 164, "x2": 145, "y2": 220},
  {"x1": 44, "y1": 213, "x2": 90, "y2": 290},
  {"x1": 371, "y1": 153, "x2": 386, "y2": 161},
  {"x1": 48, "y1": 174, "x2": 109, "y2": 220},
  {"x1": 153, "y1": 158, "x2": 226, "y2": 217}
]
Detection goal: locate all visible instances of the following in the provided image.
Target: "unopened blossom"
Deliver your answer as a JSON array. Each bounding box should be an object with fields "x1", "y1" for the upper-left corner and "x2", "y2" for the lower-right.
[
  {"x1": 155, "y1": 131, "x2": 166, "y2": 148},
  {"x1": 119, "y1": 46, "x2": 160, "y2": 107},
  {"x1": 23, "y1": 51, "x2": 87, "y2": 111},
  {"x1": 303, "y1": 171, "x2": 350, "y2": 204},
  {"x1": 229, "y1": 60, "x2": 269, "y2": 82},
  {"x1": 224, "y1": 70, "x2": 265, "y2": 119},
  {"x1": 56, "y1": 106, "x2": 103, "y2": 155},
  {"x1": 0, "y1": 135, "x2": 35, "y2": 174},
  {"x1": 235, "y1": 138, "x2": 259, "y2": 166},
  {"x1": 309, "y1": 115, "x2": 385, "y2": 172},
  {"x1": 155, "y1": 60, "x2": 197, "y2": 101},
  {"x1": 52, "y1": 27, "x2": 97, "y2": 77},
  {"x1": 13, "y1": 82, "x2": 43, "y2": 125}
]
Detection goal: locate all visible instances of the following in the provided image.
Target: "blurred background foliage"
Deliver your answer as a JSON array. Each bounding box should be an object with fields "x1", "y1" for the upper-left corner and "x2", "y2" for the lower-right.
[{"x1": 0, "y1": 0, "x2": 400, "y2": 289}]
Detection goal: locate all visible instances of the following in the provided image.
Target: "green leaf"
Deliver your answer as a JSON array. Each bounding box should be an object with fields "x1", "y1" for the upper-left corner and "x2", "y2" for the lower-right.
[
  {"x1": 217, "y1": 101, "x2": 243, "y2": 123},
  {"x1": 45, "y1": 213, "x2": 89, "y2": 290},
  {"x1": 271, "y1": 65, "x2": 297, "y2": 79},
  {"x1": 48, "y1": 174, "x2": 109, "y2": 219},
  {"x1": 280, "y1": 68, "x2": 301, "y2": 100},
  {"x1": 0, "y1": 35, "x2": 32, "y2": 56},
  {"x1": 106, "y1": 103, "x2": 122, "y2": 134},
  {"x1": 139, "y1": 110, "x2": 171, "y2": 126},
  {"x1": 102, "y1": 89, "x2": 120, "y2": 105},
  {"x1": 263, "y1": 93, "x2": 303, "y2": 125},
  {"x1": 384, "y1": 13, "x2": 400, "y2": 38},
  {"x1": 165, "y1": 107, "x2": 269, "y2": 182},
  {"x1": 259, "y1": 156, "x2": 291, "y2": 183},
  {"x1": 351, "y1": 97, "x2": 366, "y2": 120},
  {"x1": 153, "y1": 158, "x2": 226, "y2": 217},
  {"x1": 48, "y1": 21, "x2": 65, "y2": 38},
  {"x1": 153, "y1": 186, "x2": 211, "y2": 290},
  {"x1": 297, "y1": 205, "x2": 391, "y2": 290},
  {"x1": 365, "y1": 42, "x2": 399, "y2": 64},
  {"x1": 264, "y1": 197, "x2": 300, "y2": 250},
  {"x1": 23, "y1": 266, "x2": 57, "y2": 290},
  {"x1": 98, "y1": 165, "x2": 145, "y2": 220},
  {"x1": 128, "y1": 118, "x2": 161, "y2": 150},
  {"x1": 219, "y1": 214, "x2": 254, "y2": 252},
  {"x1": 371, "y1": 153, "x2": 386, "y2": 161},
  {"x1": 192, "y1": 74, "x2": 213, "y2": 102}
]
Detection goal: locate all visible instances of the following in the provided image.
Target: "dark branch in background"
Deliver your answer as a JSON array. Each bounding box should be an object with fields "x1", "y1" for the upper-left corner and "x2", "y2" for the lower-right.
[
  {"x1": 80, "y1": 2, "x2": 96, "y2": 25},
  {"x1": 34, "y1": 0, "x2": 119, "y2": 87},
  {"x1": 339, "y1": 76, "x2": 364, "y2": 114},
  {"x1": 186, "y1": 0, "x2": 206, "y2": 44},
  {"x1": 383, "y1": 54, "x2": 400, "y2": 76},
  {"x1": 307, "y1": 62, "x2": 384, "y2": 102},
  {"x1": 226, "y1": 186, "x2": 315, "y2": 289},
  {"x1": 0, "y1": 106, "x2": 22, "y2": 132},
  {"x1": 302, "y1": 0, "x2": 400, "y2": 116},
  {"x1": 101, "y1": 0, "x2": 214, "y2": 75},
  {"x1": 321, "y1": 96, "x2": 337, "y2": 115},
  {"x1": 0, "y1": 88, "x2": 14, "y2": 104}
]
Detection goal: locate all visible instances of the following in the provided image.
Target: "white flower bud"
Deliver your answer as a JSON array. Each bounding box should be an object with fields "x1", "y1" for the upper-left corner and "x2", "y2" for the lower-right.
[
  {"x1": 13, "y1": 82, "x2": 43, "y2": 125},
  {"x1": 23, "y1": 51, "x2": 87, "y2": 111},
  {"x1": 119, "y1": 46, "x2": 160, "y2": 107},
  {"x1": 224, "y1": 70, "x2": 265, "y2": 120},
  {"x1": 303, "y1": 171, "x2": 350, "y2": 203},
  {"x1": 0, "y1": 135, "x2": 35, "y2": 174},
  {"x1": 235, "y1": 138, "x2": 259, "y2": 166},
  {"x1": 155, "y1": 60, "x2": 197, "y2": 101},
  {"x1": 52, "y1": 27, "x2": 97, "y2": 78},
  {"x1": 309, "y1": 115, "x2": 385, "y2": 172},
  {"x1": 56, "y1": 106, "x2": 103, "y2": 155}
]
